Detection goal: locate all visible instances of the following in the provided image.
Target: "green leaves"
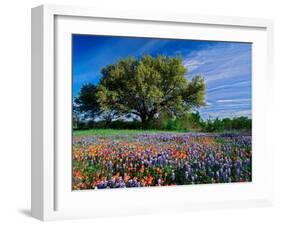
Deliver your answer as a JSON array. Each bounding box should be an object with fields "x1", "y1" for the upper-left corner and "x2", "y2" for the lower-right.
[
  {"x1": 182, "y1": 75, "x2": 206, "y2": 110},
  {"x1": 96, "y1": 54, "x2": 206, "y2": 126},
  {"x1": 74, "y1": 83, "x2": 101, "y2": 120}
]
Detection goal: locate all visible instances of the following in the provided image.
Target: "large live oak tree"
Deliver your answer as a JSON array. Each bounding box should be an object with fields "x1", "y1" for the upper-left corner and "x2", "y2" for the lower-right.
[{"x1": 96, "y1": 55, "x2": 206, "y2": 126}]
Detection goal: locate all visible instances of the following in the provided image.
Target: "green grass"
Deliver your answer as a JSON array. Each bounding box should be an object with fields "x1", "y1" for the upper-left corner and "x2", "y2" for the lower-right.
[{"x1": 73, "y1": 129, "x2": 182, "y2": 136}]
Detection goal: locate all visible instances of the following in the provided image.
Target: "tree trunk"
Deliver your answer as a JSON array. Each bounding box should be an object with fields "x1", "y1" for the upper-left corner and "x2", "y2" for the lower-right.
[{"x1": 140, "y1": 115, "x2": 153, "y2": 129}]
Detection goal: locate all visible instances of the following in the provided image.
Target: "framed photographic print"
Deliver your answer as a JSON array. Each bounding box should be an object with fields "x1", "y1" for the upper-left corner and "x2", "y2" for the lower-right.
[{"x1": 31, "y1": 4, "x2": 274, "y2": 221}]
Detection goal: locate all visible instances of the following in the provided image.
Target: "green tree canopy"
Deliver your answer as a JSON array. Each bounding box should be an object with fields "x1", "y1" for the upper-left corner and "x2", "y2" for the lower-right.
[
  {"x1": 96, "y1": 55, "x2": 206, "y2": 126},
  {"x1": 74, "y1": 83, "x2": 101, "y2": 120}
]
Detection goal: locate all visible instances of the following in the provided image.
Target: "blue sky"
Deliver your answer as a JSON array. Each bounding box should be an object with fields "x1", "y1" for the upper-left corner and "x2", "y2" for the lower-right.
[{"x1": 73, "y1": 34, "x2": 252, "y2": 119}]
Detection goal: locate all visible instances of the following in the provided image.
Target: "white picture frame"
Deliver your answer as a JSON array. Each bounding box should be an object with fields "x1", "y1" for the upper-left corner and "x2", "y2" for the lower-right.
[{"x1": 31, "y1": 4, "x2": 274, "y2": 221}]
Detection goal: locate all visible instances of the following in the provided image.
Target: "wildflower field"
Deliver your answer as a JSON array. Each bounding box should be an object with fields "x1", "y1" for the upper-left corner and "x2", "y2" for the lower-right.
[{"x1": 72, "y1": 130, "x2": 252, "y2": 190}]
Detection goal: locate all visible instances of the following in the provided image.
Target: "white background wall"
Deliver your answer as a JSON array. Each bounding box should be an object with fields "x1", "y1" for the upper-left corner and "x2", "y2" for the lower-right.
[{"x1": 0, "y1": 0, "x2": 280, "y2": 225}]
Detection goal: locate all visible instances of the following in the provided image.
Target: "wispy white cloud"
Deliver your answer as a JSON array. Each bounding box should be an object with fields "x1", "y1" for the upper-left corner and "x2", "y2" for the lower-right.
[
  {"x1": 183, "y1": 59, "x2": 204, "y2": 73},
  {"x1": 136, "y1": 39, "x2": 169, "y2": 55},
  {"x1": 183, "y1": 42, "x2": 252, "y2": 119},
  {"x1": 217, "y1": 98, "x2": 251, "y2": 103},
  {"x1": 184, "y1": 43, "x2": 251, "y2": 83},
  {"x1": 207, "y1": 80, "x2": 250, "y2": 93},
  {"x1": 202, "y1": 109, "x2": 252, "y2": 119}
]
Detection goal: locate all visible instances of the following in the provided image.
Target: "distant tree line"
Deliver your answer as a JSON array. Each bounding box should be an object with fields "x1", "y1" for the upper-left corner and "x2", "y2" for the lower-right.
[{"x1": 74, "y1": 109, "x2": 251, "y2": 133}]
